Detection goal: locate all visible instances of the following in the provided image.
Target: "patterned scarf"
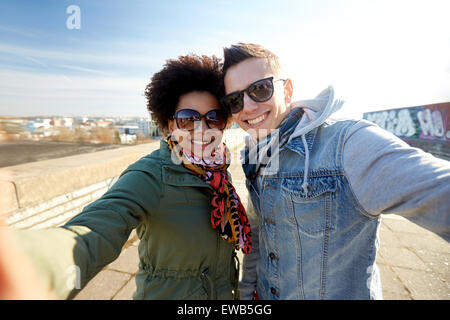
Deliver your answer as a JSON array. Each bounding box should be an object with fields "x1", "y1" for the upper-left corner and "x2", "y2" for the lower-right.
[{"x1": 166, "y1": 136, "x2": 252, "y2": 254}]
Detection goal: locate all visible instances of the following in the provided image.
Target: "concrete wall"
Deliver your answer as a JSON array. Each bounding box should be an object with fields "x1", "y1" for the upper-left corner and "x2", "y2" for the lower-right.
[
  {"x1": 0, "y1": 143, "x2": 160, "y2": 229},
  {"x1": 0, "y1": 129, "x2": 246, "y2": 230}
]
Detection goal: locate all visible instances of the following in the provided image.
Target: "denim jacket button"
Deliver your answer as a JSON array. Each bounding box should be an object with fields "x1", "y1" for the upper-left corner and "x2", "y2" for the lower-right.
[
  {"x1": 270, "y1": 287, "x2": 280, "y2": 297},
  {"x1": 265, "y1": 218, "x2": 275, "y2": 225},
  {"x1": 269, "y1": 252, "x2": 278, "y2": 260}
]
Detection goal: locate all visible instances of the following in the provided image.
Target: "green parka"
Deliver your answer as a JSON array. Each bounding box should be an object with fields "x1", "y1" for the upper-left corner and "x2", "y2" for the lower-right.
[{"x1": 16, "y1": 140, "x2": 240, "y2": 300}]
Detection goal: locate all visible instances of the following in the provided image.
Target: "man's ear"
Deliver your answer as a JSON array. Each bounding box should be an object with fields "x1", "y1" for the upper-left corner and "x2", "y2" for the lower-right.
[{"x1": 284, "y1": 78, "x2": 293, "y2": 105}]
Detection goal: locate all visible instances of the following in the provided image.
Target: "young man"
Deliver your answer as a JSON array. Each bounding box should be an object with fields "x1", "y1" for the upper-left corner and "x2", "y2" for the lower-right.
[{"x1": 222, "y1": 43, "x2": 450, "y2": 300}]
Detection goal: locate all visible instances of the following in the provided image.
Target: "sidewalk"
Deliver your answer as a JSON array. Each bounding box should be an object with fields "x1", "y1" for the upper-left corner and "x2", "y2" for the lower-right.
[
  {"x1": 74, "y1": 154, "x2": 450, "y2": 300},
  {"x1": 73, "y1": 230, "x2": 141, "y2": 300},
  {"x1": 377, "y1": 214, "x2": 449, "y2": 299}
]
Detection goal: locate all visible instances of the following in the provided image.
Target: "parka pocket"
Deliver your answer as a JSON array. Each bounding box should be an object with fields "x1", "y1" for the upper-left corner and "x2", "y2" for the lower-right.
[{"x1": 281, "y1": 175, "x2": 337, "y2": 237}]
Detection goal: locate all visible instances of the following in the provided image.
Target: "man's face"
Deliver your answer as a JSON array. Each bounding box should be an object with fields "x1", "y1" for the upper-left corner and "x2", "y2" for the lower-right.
[{"x1": 224, "y1": 58, "x2": 292, "y2": 139}]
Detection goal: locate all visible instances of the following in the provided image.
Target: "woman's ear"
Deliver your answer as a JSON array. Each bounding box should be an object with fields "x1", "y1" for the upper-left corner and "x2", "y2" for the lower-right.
[{"x1": 167, "y1": 119, "x2": 175, "y2": 134}]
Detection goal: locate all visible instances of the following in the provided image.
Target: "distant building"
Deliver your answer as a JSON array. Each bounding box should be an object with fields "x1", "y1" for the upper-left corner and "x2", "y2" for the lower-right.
[
  {"x1": 363, "y1": 102, "x2": 450, "y2": 160},
  {"x1": 33, "y1": 119, "x2": 52, "y2": 130},
  {"x1": 115, "y1": 124, "x2": 139, "y2": 135},
  {"x1": 26, "y1": 121, "x2": 35, "y2": 133},
  {"x1": 119, "y1": 133, "x2": 137, "y2": 144},
  {"x1": 63, "y1": 118, "x2": 73, "y2": 128},
  {"x1": 74, "y1": 116, "x2": 88, "y2": 123},
  {"x1": 137, "y1": 119, "x2": 150, "y2": 137},
  {"x1": 51, "y1": 119, "x2": 62, "y2": 127},
  {"x1": 96, "y1": 120, "x2": 113, "y2": 128}
]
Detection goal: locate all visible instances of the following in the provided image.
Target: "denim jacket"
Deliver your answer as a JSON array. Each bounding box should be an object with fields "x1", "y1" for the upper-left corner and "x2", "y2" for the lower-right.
[{"x1": 240, "y1": 87, "x2": 450, "y2": 300}]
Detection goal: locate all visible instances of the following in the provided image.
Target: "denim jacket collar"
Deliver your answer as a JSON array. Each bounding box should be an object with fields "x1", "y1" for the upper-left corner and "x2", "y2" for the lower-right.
[{"x1": 280, "y1": 128, "x2": 317, "y2": 157}]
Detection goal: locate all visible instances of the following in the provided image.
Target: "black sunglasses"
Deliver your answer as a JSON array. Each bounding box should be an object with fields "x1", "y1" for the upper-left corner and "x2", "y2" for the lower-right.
[
  {"x1": 220, "y1": 76, "x2": 286, "y2": 114},
  {"x1": 173, "y1": 108, "x2": 228, "y2": 131}
]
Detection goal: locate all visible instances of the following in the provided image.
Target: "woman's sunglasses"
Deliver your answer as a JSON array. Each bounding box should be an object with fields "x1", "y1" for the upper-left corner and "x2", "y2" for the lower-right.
[
  {"x1": 220, "y1": 76, "x2": 286, "y2": 114},
  {"x1": 173, "y1": 108, "x2": 228, "y2": 131}
]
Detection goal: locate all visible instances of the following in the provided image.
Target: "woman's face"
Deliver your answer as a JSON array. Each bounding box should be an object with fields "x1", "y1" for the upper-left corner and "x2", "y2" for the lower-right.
[{"x1": 168, "y1": 91, "x2": 226, "y2": 158}]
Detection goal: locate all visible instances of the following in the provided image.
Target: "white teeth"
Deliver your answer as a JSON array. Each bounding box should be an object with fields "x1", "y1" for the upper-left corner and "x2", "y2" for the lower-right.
[
  {"x1": 192, "y1": 140, "x2": 210, "y2": 145},
  {"x1": 247, "y1": 114, "x2": 266, "y2": 125}
]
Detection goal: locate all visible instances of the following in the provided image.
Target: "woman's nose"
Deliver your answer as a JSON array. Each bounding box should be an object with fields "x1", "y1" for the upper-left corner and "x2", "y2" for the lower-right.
[{"x1": 192, "y1": 119, "x2": 208, "y2": 136}]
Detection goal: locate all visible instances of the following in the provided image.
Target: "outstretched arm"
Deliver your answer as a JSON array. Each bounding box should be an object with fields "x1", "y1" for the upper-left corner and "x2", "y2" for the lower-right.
[
  {"x1": 13, "y1": 169, "x2": 160, "y2": 299},
  {"x1": 343, "y1": 120, "x2": 450, "y2": 241}
]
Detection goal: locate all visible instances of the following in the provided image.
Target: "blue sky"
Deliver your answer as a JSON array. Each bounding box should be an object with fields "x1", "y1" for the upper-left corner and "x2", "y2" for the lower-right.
[{"x1": 0, "y1": 0, "x2": 449, "y2": 118}]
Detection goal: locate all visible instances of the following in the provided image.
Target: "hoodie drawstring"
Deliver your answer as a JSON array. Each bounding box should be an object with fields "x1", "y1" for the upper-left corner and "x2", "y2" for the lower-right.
[{"x1": 301, "y1": 134, "x2": 310, "y2": 195}]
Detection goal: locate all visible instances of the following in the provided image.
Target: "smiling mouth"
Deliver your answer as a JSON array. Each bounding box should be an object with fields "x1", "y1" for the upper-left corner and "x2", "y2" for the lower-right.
[
  {"x1": 191, "y1": 136, "x2": 216, "y2": 147},
  {"x1": 192, "y1": 140, "x2": 211, "y2": 146},
  {"x1": 245, "y1": 112, "x2": 268, "y2": 126}
]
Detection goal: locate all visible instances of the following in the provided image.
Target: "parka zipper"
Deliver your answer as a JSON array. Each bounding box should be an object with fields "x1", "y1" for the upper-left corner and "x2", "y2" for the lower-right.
[
  {"x1": 211, "y1": 230, "x2": 221, "y2": 299},
  {"x1": 200, "y1": 228, "x2": 220, "y2": 300},
  {"x1": 232, "y1": 250, "x2": 241, "y2": 300}
]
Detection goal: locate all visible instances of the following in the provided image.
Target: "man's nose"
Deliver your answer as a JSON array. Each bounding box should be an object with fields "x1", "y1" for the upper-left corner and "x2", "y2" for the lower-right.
[{"x1": 242, "y1": 93, "x2": 259, "y2": 113}]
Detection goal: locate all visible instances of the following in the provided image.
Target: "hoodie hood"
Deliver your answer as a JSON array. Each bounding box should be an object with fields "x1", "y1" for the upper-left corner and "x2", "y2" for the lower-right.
[
  {"x1": 287, "y1": 85, "x2": 343, "y2": 194},
  {"x1": 288, "y1": 85, "x2": 344, "y2": 143}
]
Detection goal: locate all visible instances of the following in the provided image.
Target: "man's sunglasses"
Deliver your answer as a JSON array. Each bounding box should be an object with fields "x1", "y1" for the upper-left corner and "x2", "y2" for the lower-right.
[
  {"x1": 220, "y1": 76, "x2": 286, "y2": 114},
  {"x1": 173, "y1": 108, "x2": 228, "y2": 131}
]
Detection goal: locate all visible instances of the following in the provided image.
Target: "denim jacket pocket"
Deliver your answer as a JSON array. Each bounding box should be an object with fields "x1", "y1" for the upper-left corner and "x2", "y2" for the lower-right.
[{"x1": 281, "y1": 175, "x2": 337, "y2": 237}]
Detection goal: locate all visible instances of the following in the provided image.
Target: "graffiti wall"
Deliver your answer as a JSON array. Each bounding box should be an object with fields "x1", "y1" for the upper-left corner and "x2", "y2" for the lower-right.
[{"x1": 363, "y1": 102, "x2": 450, "y2": 141}]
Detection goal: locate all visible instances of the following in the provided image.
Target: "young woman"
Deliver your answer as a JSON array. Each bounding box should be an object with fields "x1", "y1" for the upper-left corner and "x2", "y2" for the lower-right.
[{"x1": 12, "y1": 54, "x2": 251, "y2": 300}]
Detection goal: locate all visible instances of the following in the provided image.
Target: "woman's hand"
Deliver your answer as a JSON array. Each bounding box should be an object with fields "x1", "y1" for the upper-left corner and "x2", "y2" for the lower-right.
[
  {"x1": 0, "y1": 223, "x2": 57, "y2": 299},
  {"x1": 0, "y1": 170, "x2": 56, "y2": 299}
]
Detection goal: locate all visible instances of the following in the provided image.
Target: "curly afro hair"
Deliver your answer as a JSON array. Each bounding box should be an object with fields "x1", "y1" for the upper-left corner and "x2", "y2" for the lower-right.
[{"x1": 145, "y1": 54, "x2": 227, "y2": 135}]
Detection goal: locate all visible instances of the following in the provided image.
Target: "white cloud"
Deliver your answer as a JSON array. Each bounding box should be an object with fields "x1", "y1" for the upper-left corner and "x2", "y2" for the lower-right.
[{"x1": 58, "y1": 64, "x2": 115, "y2": 76}]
